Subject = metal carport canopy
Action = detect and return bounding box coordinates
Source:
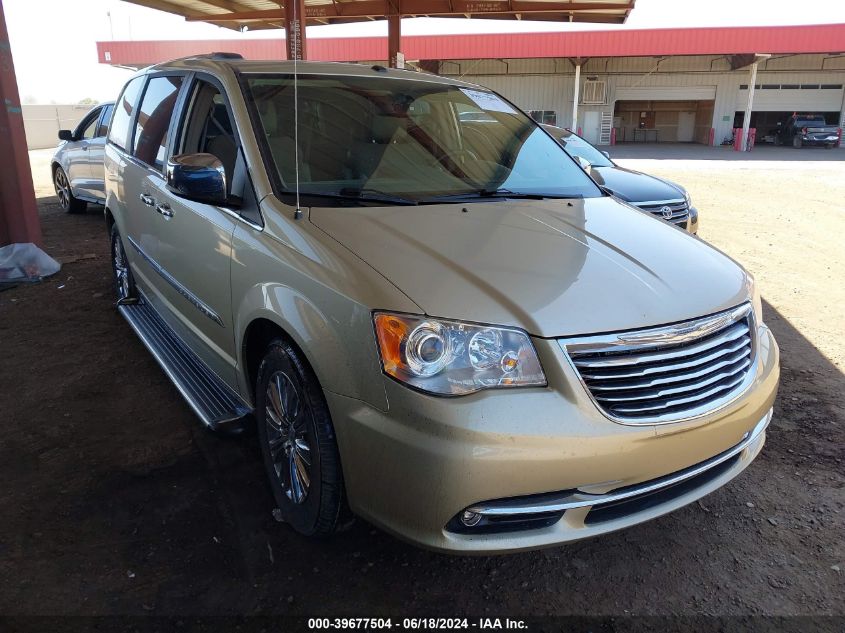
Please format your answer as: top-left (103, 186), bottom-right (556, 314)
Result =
top-left (121, 0), bottom-right (635, 67)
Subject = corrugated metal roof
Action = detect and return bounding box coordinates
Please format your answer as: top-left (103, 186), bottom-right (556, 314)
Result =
top-left (97, 23), bottom-right (845, 66)
top-left (123, 0), bottom-right (634, 28)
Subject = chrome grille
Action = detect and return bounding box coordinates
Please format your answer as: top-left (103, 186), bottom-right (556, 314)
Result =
top-left (562, 304), bottom-right (755, 423)
top-left (633, 199), bottom-right (689, 228)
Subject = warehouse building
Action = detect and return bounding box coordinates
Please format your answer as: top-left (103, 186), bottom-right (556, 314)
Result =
top-left (98, 23), bottom-right (845, 148)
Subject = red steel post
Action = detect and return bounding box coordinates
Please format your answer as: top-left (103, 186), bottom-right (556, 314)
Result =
top-left (0, 0), bottom-right (41, 246)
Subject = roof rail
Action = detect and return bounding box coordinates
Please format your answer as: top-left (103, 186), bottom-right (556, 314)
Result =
top-left (196, 52), bottom-right (244, 60)
top-left (167, 52), bottom-right (244, 63)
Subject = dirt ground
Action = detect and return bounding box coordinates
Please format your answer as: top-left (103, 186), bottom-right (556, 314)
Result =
top-left (1, 146), bottom-right (844, 623)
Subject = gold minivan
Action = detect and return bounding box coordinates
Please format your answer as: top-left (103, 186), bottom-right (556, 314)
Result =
top-left (104, 54), bottom-right (779, 553)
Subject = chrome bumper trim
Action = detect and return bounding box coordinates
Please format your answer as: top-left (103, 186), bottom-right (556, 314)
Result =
top-left (467, 408), bottom-right (771, 518)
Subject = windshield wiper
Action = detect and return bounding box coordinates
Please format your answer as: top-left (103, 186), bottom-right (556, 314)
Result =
top-left (285, 188), bottom-right (418, 206)
top-left (425, 188), bottom-right (578, 202)
top-left (337, 187), bottom-right (419, 205)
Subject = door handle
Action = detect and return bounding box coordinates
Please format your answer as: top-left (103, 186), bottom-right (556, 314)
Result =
top-left (155, 203), bottom-right (173, 218)
top-left (139, 193), bottom-right (155, 207)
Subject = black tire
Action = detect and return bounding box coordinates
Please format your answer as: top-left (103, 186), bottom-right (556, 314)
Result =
top-left (256, 338), bottom-right (347, 536)
top-left (53, 166), bottom-right (87, 214)
top-left (774, 135), bottom-right (782, 146)
top-left (824, 143), bottom-right (834, 149)
top-left (110, 224), bottom-right (137, 302)
top-left (793, 136), bottom-right (803, 149)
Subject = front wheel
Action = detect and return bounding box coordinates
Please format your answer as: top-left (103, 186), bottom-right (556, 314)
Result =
top-left (110, 224), bottom-right (136, 302)
top-left (256, 338), bottom-right (348, 536)
top-left (793, 136), bottom-right (803, 149)
top-left (54, 167), bottom-right (87, 214)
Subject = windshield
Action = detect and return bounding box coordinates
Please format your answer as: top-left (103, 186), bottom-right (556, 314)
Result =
top-left (242, 74), bottom-right (601, 203)
top-left (543, 126), bottom-right (613, 168)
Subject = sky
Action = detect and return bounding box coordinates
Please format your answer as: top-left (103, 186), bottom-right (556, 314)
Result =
top-left (5, 0), bottom-right (845, 104)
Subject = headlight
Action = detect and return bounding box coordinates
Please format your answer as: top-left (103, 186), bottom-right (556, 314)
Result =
top-left (682, 188), bottom-right (692, 208)
top-left (373, 312), bottom-right (547, 396)
top-left (747, 274), bottom-right (763, 323)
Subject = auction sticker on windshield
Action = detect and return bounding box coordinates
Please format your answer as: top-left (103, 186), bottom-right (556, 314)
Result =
top-left (460, 88), bottom-right (516, 114)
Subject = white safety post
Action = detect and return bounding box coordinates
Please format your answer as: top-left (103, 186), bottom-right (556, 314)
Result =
top-left (741, 54), bottom-right (770, 152)
top-left (572, 63), bottom-right (581, 132)
top-left (740, 62), bottom-right (758, 152)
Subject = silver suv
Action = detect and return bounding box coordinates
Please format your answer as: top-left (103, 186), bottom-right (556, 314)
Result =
top-left (105, 55), bottom-right (779, 554)
top-left (52, 102), bottom-right (114, 213)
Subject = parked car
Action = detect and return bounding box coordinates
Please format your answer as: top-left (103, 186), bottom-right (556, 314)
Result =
top-left (51, 102), bottom-right (115, 213)
top-left (104, 56), bottom-right (779, 554)
top-left (774, 113), bottom-right (840, 148)
top-left (543, 124), bottom-right (699, 233)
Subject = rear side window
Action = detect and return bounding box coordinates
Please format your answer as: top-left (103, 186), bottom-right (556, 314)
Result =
top-left (96, 104), bottom-right (114, 138)
top-left (108, 77), bottom-right (144, 150)
top-left (132, 75), bottom-right (184, 170)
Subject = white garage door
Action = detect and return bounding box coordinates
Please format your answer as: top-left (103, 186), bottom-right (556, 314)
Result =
top-left (615, 86), bottom-right (717, 101)
top-left (735, 85), bottom-right (844, 111)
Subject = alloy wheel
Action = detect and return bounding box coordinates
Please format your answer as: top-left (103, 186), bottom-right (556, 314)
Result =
top-left (112, 235), bottom-right (131, 300)
top-left (265, 370), bottom-right (311, 504)
top-left (54, 169), bottom-right (70, 210)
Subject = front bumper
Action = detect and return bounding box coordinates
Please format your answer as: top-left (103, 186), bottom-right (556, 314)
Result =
top-left (802, 135), bottom-right (840, 145)
top-left (688, 206), bottom-right (699, 234)
top-left (327, 324), bottom-right (779, 554)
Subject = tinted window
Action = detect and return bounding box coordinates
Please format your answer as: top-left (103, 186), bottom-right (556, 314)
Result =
top-left (244, 75), bottom-right (601, 202)
top-left (108, 77), bottom-right (144, 150)
top-left (178, 80), bottom-right (237, 189)
top-left (132, 75), bottom-right (183, 170)
top-left (545, 127), bottom-right (613, 168)
top-left (95, 104), bottom-right (114, 138)
top-left (80, 112), bottom-right (99, 140)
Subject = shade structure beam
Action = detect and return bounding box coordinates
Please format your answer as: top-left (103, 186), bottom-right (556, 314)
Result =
top-left (183, 1), bottom-right (634, 21)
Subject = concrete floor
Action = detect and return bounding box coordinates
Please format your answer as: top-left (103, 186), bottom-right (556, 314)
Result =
top-left (608, 142), bottom-right (845, 161)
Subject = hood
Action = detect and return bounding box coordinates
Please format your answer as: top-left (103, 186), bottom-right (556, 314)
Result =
top-left (589, 165), bottom-right (684, 203)
top-left (309, 196), bottom-right (749, 338)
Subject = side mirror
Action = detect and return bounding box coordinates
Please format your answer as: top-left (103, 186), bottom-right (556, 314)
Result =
top-left (576, 155), bottom-right (591, 171)
top-left (166, 153), bottom-right (227, 206)
top-left (602, 151), bottom-right (611, 159)
top-left (58, 129), bottom-right (73, 142)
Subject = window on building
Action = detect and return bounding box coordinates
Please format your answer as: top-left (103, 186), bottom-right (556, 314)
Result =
top-left (581, 80), bottom-right (607, 105)
top-left (528, 110), bottom-right (557, 126)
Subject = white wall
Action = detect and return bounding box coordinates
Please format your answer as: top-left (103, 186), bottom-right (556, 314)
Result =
top-left (449, 54), bottom-right (845, 147)
top-left (21, 104), bottom-right (95, 150)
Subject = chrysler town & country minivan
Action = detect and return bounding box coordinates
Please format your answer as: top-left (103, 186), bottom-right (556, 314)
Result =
top-left (103, 55), bottom-right (779, 553)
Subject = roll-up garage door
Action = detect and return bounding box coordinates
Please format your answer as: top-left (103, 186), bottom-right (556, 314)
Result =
top-left (615, 86), bottom-right (717, 101)
top-left (735, 85), bottom-right (844, 111)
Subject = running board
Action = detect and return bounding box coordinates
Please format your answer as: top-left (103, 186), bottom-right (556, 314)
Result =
top-left (118, 299), bottom-right (252, 434)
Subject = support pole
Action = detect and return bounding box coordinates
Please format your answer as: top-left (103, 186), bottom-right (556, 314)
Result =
top-left (284, 0), bottom-right (307, 60)
top-left (740, 61), bottom-right (758, 152)
top-left (387, 13), bottom-right (401, 68)
top-left (571, 63), bottom-right (581, 132)
top-left (0, 0), bottom-right (41, 246)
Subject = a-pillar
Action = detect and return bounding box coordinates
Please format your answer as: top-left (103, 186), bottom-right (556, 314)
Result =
top-left (284, 0), bottom-right (307, 60)
top-left (0, 0), bottom-right (41, 246)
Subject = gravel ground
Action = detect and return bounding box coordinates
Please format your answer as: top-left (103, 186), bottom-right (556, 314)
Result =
top-left (1, 147), bottom-right (843, 623)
